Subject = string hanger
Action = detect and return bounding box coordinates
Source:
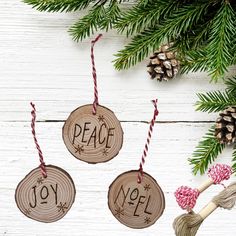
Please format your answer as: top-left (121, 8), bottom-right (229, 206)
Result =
top-left (91, 34), bottom-right (103, 115)
top-left (30, 102), bottom-right (47, 178)
top-left (137, 99), bottom-right (159, 183)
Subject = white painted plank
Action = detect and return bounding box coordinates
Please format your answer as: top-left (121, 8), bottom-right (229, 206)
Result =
top-left (1, 1), bottom-right (236, 236)
top-left (0, 73), bottom-right (231, 122)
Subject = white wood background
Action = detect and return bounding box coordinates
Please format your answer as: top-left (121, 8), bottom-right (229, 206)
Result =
top-left (1, 1), bottom-right (236, 235)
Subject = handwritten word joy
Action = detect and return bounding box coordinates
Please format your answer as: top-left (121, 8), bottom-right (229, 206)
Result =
top-left (29, 184), bottom-right (58, 208)
top-left (72, 122), bottom-right (115, 148)
top-left (114, 185), bottom-right (152, 216)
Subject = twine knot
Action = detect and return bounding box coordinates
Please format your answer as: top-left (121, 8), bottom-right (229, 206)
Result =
top-left (175, 186), bottom-right (200, 211)
top-left (208, 163), bottom-right (232, 184)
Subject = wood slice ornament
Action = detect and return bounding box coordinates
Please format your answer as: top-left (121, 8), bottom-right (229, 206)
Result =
top-left (108, 99), bottom-right (165, 229)
top-left (63, 104), bottom-right (123, 163)
top-left (108, 170), bottom-right (165, 229)
top-left (15, 165), bottom-right (76, 223)
top-left (63, 34), bottom-right (123, 164)
top-left (15, 103), bottom-right (76, 223)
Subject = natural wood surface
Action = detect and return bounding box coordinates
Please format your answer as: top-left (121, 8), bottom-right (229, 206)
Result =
top-left (108, 170), bottom-right (165, 229)
top-left (1, 1), bottom-right (236, 235)
top-left (63, 104), bottom-right (123, 163)
top-left (15, 165), bottom-right (76, 223)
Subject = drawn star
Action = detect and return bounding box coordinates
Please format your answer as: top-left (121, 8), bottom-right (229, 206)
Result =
top-left (98, 115), bottom-right (105, 122)
top-left (37, 177), bottom-right (44, 185)
top-left (25, 208), bottom-right (31, 215)
top-left (57, 202), bottom-right (68, 214)
top-left (74, 145), bottom-right (84, 154)
top-left (114, 207), bottom-right (124, 218)
top-left (144, 216), bottom-right (151, 224)
top-left (102, 148), bottom-right (109, 156)
top-left (144, 184), bottom-right (151, 191)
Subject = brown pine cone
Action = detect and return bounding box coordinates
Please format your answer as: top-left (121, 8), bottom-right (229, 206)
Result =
top-left (215, 106), bottom-right (236, 144)
top-left (147, 44), bottom-right (180, 81)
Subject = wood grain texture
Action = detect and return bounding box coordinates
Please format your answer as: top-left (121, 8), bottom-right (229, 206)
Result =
top-left (108, 170), bottom-right (165, 229)
top-left (63, 104), bottom-right (123, 163)
top-left (0, 1), bottom-right (236, 235)
top-left (15, 165), bottom-right (76, 223)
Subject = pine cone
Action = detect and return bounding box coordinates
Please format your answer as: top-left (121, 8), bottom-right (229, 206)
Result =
top-left (147, 44), bottom-right (180, 81)
top-left (215, 106), bottom-right (236, 144)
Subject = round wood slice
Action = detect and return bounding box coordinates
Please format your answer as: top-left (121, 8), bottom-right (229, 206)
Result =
top-left (63, 104), bottom-right (123, 164)
top-left (108, 170), bottom-right (165, 229)
top-left (15, 165), bottom-right (76, 223)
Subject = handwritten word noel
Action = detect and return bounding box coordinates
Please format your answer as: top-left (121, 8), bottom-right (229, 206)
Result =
top-left (114, 185), bottom-right (152, 216)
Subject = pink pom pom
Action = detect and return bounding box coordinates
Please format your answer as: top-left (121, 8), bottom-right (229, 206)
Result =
top-left (174, 186), bottom-right (200, 211)
top-left (208, 164), bottom-right (232, 184)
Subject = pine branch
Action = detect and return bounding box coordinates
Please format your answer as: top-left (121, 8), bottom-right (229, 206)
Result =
top-left (114, 2), bottom-right (210, 70)
top-left (115, 0), bottom-right (178, 36)
top-left (195, 91), bottom-right (236, 113)
top-left (139, 0), bottom-right (150, 6)
top-left (99, 1), bottom-right (121, 31)
top-left (225, 77), bottom-right (236, 95)
top-left (174, 18), bottom-right (213, 60)
top-left (189, 126), bottom-right (225, 175)
top-left (191, 21), bottom-right (212, 49)
top-left (114, 28), bottom-right (163, 70)
top-left (23, 0), bottom-right (95, 12)
top-left (232, 43), bottom-right (236, 64)
top-left (206, 2), bottom-right (236, 81)
top-left (232, 144), bottom-right (236, 174)
top-left (69, 4), bottom-right (105, 41)
top-left (180, 49), bottom-right (210, 74)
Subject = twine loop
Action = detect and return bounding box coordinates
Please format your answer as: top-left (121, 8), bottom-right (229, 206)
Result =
top-left (91, 34), bottom-right (102, 115)
top-left (137, 99), bottom-right (159, 183)
top-left (175, 186), bottom-right (200, 212)
top-left (208, 163), bottom-right (232, 184)
top-left (30, 102), bottom-right (47, 178)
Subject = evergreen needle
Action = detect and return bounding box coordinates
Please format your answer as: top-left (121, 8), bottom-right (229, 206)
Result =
top-left (23, 0), bottom-right (236, 78)
top-left (232, 145), bottom-right (236, 173)
top-left (23, 0), bottom-right (94, 12)
top-left (195, 91), bottom-right (236, 113)
top-left (189, 126), bottom-right (225, 175)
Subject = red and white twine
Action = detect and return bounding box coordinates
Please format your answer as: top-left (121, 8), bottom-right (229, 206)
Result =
top-left (91, 34), bottom-right (102, 115)
top-left (30, 102), bottom-right (47, 178)
top-left (175, 187), bottom-right (200, 212)
top-left (137, 99), bottom-right (159, 183)
top-left (207, 163), bottom-right (232, 184)
top-left (175, 163), bottom-right (232, 211)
